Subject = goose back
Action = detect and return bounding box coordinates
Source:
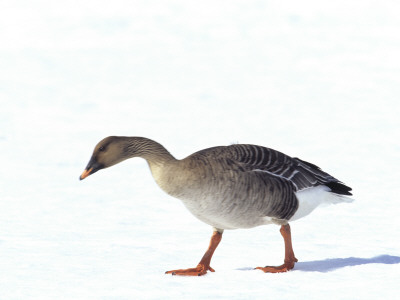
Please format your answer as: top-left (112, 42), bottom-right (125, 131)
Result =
top-left (186, 144), bottom-right (352, 195)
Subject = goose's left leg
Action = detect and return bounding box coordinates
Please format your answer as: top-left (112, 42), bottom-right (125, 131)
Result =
top-left (165, 230), bottom-right (222, 276)
top-left (256, 224), bottom-right (298, 273)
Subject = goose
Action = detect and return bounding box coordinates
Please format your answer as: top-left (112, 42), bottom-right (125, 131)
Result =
top-left (79, 136), bottom-right (353, 276)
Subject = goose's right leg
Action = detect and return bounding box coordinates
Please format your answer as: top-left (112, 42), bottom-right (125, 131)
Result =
top-left (256, 224), bottom-right (298, 273)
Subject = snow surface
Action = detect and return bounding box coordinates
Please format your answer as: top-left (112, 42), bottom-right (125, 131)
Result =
top-left (1, 0), bottom-right (400, 299)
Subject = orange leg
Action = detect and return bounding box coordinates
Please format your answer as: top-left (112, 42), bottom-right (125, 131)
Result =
top-left (165, 230), bottom-right (222, 276)
top-left (256, 224), bottom-right (298, 273)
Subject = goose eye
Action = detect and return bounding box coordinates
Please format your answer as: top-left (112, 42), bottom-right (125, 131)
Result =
top-left (99, 146), bottom-right (105, 151)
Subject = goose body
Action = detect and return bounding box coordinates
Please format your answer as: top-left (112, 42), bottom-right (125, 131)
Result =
top-left (80, 136), bottom-right (353, 275)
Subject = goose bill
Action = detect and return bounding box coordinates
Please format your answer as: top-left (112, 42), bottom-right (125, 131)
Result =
top-left (79, 168), bottom-right (93, 180)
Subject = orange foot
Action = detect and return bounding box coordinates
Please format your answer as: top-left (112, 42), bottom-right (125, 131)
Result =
top-left (255, 258), bottom-right (298, 273)
top-left (165, 264), bottom-right (215, 276)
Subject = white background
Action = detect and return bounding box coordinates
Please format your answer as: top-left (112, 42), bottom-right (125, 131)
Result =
top-left (1, 1), bottom-right (399, 299)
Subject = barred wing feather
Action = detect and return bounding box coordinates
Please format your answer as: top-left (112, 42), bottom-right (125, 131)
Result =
top-left (230, 144), bottom-right (352, 196)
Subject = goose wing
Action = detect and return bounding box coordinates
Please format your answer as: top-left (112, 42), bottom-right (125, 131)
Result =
top-left (229, 144), bottom-right (352, 195)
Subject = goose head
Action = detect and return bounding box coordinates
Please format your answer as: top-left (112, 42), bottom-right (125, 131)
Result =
top-left (79, 136), bottom-right (130, 180)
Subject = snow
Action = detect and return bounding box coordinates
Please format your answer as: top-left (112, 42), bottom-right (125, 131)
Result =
top-left (1, 0), bottom-right (399, 299)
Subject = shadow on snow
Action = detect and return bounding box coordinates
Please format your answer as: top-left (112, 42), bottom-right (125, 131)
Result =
top-left (236, 255), bottom-right (400, 273)
top-left (294, 255), bottom-right (400, 272)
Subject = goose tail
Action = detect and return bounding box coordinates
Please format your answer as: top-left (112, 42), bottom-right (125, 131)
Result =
top-left (290, 185), bottom-right (354, 221)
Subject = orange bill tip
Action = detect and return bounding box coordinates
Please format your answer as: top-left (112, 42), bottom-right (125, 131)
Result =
top-left (79, 168), bottom-right (93, 180)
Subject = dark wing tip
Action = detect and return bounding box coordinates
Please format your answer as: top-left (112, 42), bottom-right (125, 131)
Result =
top-left (325, 181), bottom-right (353, 196)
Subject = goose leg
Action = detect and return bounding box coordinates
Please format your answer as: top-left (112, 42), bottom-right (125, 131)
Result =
top-left (165, 230), bottom-right (222, 276)
top-left (256, 224), bottom-right (298, 273)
